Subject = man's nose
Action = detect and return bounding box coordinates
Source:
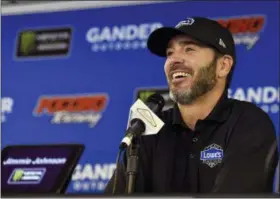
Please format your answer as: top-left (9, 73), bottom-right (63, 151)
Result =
top-left (168, 53), bottom-right (185, 65)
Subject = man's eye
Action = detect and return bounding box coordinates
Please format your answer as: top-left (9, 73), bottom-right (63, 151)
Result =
top-left (166, 51), bottom-right (173, 56)
top-left (185, 47), bottom-right (194, 52)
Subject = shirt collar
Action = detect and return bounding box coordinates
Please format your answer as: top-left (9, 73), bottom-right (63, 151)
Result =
top-left (172, 90), bottom-right (232, 125)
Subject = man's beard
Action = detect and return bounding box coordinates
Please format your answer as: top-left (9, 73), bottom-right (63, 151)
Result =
top-left (169, 57), bottom-right (218, 105)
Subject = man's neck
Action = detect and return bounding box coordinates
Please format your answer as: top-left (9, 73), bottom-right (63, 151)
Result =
top-left (178, 86), bottom-right (225, 130)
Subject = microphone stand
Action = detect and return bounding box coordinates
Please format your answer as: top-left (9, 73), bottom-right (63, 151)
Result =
top-left (125, 135), bottom-right (140, 194)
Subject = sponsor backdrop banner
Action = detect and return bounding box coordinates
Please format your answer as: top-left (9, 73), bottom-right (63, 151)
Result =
top-left (1, 1), bottom-right (279, 194)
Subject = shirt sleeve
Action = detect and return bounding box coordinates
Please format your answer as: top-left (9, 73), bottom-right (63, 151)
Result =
top-left (211, 105), bottom-right (278, 193)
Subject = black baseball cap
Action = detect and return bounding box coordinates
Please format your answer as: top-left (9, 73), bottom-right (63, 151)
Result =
top-left (147, 17), bottom-right (236, 62)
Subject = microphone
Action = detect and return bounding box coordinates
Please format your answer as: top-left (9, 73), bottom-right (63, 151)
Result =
top-left (119, 93), bottom-right (165, 150)
top-left (143, 93), bottom-right (165, 114)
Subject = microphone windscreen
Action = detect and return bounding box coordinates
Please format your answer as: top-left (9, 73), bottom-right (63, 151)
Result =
top-left (146, 93), bottom-right (165, 111)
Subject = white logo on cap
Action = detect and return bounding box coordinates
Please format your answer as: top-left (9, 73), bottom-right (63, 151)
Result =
top-left (175, 18), bottom-right (195, 28)
top-left (219, 38), bottom-right (226, 48)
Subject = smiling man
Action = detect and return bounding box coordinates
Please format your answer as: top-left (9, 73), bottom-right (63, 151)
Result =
top-left (105, 17), bottom-right (278, 194)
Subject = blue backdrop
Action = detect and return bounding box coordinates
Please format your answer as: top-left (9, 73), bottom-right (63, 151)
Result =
top-left (1, 1), bottom-right (279, 193)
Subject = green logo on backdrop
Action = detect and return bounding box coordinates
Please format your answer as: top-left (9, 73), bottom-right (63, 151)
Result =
top-left (12, 169), bottom-right (24, 181)
top-left (20, 31), bottom-right (36, 55)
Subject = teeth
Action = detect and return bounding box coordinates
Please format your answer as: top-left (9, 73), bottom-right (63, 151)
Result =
top-left (172, 72), bottom-right (190, 79)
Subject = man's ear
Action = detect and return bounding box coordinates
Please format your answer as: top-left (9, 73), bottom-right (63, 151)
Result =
top-left (217, 55), bottom-right (233, 79)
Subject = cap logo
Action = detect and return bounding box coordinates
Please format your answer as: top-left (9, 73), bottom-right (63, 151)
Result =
top-left (219, 38), bottom-right (227, 48)
top-left (175, 18), bottom-right (195, 28)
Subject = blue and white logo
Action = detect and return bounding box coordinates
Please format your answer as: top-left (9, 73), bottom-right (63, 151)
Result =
top-left (200, 144), bottom-right (223, 168)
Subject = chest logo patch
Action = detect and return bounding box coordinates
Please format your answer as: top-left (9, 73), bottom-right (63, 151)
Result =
top-left (200, 143), bottom-right (223, 168)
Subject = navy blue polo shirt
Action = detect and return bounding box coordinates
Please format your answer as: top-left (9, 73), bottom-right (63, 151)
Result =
top-left (105, 91), bottom-right (278, 194)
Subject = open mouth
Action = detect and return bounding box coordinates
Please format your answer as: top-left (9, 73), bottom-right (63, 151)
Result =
top-left (172, 72), bottom-right (191, 80)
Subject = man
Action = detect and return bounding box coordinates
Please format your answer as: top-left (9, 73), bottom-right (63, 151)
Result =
top-left (105, 17), bottom-right (278, 194)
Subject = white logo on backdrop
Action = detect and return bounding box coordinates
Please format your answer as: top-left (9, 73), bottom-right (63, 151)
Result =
top-left (86, 22), bottom-right (163, 52)
top-left (71, 163), bottom-right (116, 192)
top-left (1, 97), bottom-right (14, 123)
top-left (228, 87), bottom-right (279, 114)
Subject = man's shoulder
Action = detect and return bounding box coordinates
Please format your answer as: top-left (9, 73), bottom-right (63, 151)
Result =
top-left (227, 99), bottom-right (276, 153)
top-left (231, 98), bottom-right (271, 120)
top-left (159, 99), bottom-right (273, 124)
top-left (230, 99), bottom-right (275, 133)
